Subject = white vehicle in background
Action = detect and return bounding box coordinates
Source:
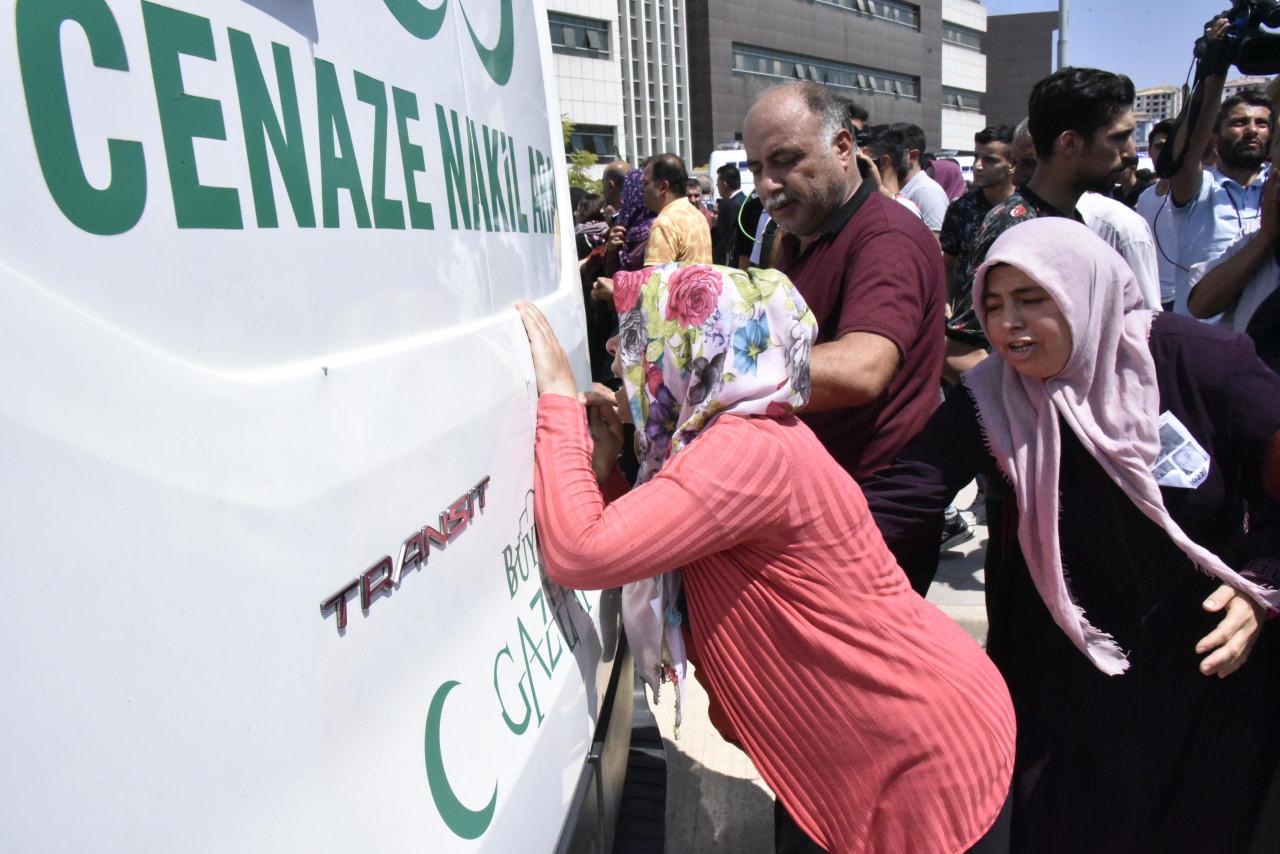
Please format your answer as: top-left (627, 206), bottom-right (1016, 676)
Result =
top-left (708, 144), bottom-right (755, 202)
top-left (0, 1), bottom-right (660, 851)
top-left (934, 150), bottom-right (976, 185)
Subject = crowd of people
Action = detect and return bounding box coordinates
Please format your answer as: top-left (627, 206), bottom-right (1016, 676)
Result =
top-left (522, 20), bottom-right (1280, 854)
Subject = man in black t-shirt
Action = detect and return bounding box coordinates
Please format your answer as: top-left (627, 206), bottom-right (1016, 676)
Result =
top-left (951, 68), bottom-right (1136, 351)
top-left (939, 124), bottom-right (1015, 377)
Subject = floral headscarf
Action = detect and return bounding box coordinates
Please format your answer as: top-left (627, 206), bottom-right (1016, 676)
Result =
top-left (610, 263), bottom-right (817, 727)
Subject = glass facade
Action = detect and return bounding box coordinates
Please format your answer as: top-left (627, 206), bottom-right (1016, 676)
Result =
top-left (812, 0), bottom-right (920, 30)
top-left (942, 86), bottom-right (982, 112)
top-left (568, 124), bottom-right (618, 161)
top-left (549, 12), bottom-right (610, 58)
top-left (732, 44), bottom-right (920, 101)
top-left (620, 0), bottom-right (692, 163)
top-left (942, 23), bottom-right (982, 51)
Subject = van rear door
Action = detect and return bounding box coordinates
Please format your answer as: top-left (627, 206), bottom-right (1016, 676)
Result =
top-left (0, 1), bottom-right (610, 851)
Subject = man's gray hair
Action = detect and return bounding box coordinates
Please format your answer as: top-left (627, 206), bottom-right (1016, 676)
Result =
top-left (760, 81), bottom-right (852, 144)
top-left (1013, 117), bottom-right (1031, 142)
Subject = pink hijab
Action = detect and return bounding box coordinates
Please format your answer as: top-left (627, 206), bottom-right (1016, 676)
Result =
top-left (928, 157), bottom-right (967, 201)
top-left (966, 218), bottom-right (1280, 675)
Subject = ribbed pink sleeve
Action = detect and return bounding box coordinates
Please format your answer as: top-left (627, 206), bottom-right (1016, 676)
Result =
top-left (533, 393), bottom-right (788, 589)
top-left (536, 395), bottom-right (1014, 853)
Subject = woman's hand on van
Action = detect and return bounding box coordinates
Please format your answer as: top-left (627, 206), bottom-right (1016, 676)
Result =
top-left (581, 385), bottom-right (624, 484)
top-left (516, 301), bottom-right (577, 399)
top-left (1197, 584), bottom-right (1266, 678)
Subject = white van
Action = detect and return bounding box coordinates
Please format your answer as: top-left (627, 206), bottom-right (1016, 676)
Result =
top-left (707, 146), bottom-right (755, 202)
top-left (0, 1), bottom-right (658, 851)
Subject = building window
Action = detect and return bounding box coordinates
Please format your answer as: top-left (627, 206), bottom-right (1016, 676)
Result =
top-left (942, 23), bottom-right (982, 51)
top-left (942, 87), bottom-right (983, 112)
top-left (812, 0), bottom-right (920, 30)
top-left (731, 44), bottom-right (919, 101)
top-left (548, 12), bottom-right (610, 58)
top-left (568, 124), bottom-right (618, 162)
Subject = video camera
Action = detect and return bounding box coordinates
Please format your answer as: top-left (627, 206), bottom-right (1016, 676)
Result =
top-left (1194, 0), bottom-right (1280, 77)
top-left (1157, 1), bottom-right (1279, 177)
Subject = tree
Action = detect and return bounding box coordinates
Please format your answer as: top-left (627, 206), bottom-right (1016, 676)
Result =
top-left (562, 116), bottom-right (601, 194)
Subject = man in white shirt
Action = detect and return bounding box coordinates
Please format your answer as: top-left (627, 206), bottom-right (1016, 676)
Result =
top-left (1187, 171), bottom-right (1278, 332)
top-left (1134, 120), bottom-right (1178, 309)
top-left (861, 125), bottom-right (925, 218)
top-left (895, 123), bottom-right (950, 234)
top-left (1168, 24), bottom-right (1272, 315)
top-left (1077, 191), bottom-right (1162, 310)
top-left (963, 82), bottom-right (1160, 311)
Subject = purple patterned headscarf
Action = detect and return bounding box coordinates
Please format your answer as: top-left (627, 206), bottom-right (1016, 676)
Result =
top-left (615, 170), bottom-right (655, 271)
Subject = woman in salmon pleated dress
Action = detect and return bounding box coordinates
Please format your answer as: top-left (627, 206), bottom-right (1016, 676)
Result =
top-left (516, 263), bottom-right (1015, 854)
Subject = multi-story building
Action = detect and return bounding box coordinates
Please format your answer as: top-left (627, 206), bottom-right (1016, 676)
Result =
top-left (1133, 85), bottom-right (1183, 124)
top-left (552, 0), bottom-right (1014, 171)
top-left (548, 0), bottom-right (694, 172)
top-left (617, 0), bottom-right (694, 164)
top-left (684, 0), bottom-right (990, 166)
top-left (982, 11), bottom-right (1056, 129)
top-left (1224, 75), bottom-right (1275, 100)
top-left (939, 0), bottom-right (988, 151)
top-left (547, 0), bottom-right (628, 175)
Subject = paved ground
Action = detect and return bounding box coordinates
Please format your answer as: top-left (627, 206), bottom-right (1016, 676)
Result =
top-left (928, 480), bottom-right (989, 646)
top-left (650, 483), bottom-right (988, 852)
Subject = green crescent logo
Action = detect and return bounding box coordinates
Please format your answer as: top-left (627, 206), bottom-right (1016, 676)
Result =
top-left (382, 0), bottom-right (515, 86)
top-left (459, 0), bottom-right (515, 86)
top-left (382, 0), bottom-right (447, 38)
top-left (425, 680), bottom-right (499, 839)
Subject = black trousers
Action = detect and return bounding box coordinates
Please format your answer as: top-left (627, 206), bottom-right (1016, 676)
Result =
top-left (774, 789), bottom-right (1012, 854)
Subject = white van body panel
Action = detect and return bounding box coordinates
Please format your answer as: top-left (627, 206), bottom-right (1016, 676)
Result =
top-left (707, 147), bottom-right (755, 202)
top-left (0, 1), bottom-right (612, 851)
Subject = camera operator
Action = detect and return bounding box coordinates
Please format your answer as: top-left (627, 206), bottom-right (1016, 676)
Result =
top-left (1187, 165), bottom-right (1279, 332)
top-left (1186, 78), bottom-right (1280, 337)
top-left (1169, 17), bottom-right (1275, 316)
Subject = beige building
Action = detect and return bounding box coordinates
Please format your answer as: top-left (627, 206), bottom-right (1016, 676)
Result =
top-left (1133, 85), bottom-right (1182, 123)
top-left (1223, 75), bottom-right (1275, 100)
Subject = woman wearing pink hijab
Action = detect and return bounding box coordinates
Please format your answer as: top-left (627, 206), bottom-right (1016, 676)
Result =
top-left (926, 155), bottom-right (968, 201)
top-left (516, 264), bottom-right (1016, 853)
top-left (867, 217), bottom-right (1280, 854)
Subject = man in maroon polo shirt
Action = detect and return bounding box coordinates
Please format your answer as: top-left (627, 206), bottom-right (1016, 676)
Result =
top-left (743, 82), bottom-right (946, 482)
top-left (745, 83), bottom-right (951, 854)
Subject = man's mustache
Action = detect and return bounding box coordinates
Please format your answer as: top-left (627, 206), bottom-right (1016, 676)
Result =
top-left (763, 190), bottom-right (796, 212)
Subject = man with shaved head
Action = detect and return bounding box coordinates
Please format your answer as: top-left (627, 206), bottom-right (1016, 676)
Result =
top-left (601, 159), bottom-right (630, 216)
top-left (743, 82), bottom-right (946, 485)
